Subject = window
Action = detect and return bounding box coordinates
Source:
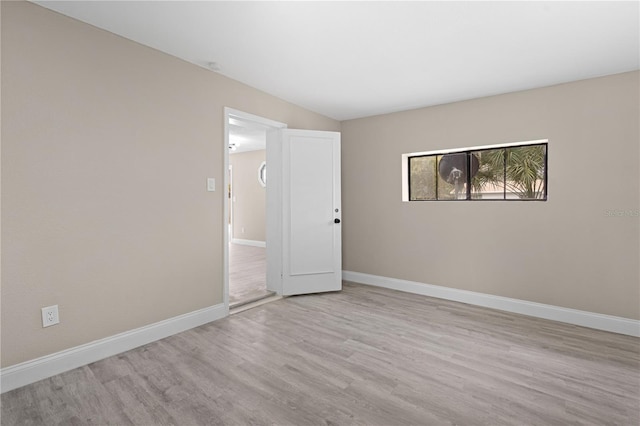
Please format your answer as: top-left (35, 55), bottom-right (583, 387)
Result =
top-left (404, 141), bottom-right (547, 201)
top-left (258, 161), bottom-right (267, 187)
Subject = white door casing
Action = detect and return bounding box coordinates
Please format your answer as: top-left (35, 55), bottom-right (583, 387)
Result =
top-left (224, 108), bottom-right (286, 310)
top-left (267, 129), bottom-right (342, 296)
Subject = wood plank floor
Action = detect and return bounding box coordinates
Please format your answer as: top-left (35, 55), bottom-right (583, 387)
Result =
top-left (2, 283), bottom-right (639, 425)
top-left (229, 243), bottom-right (273, 306)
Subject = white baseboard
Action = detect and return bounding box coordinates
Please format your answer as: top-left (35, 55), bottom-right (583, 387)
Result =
top-left (0, 303), bottom-right (227, 394)
top-left (231, 239), bottom-right (266, 248)
top-left (343, 271), bottom-right (640, 337)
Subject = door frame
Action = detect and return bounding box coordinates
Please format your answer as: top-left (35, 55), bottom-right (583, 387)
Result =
top-left (227, 164), bottom-right (233, 239)
top-left (223, 107), bottom-right (287, 310)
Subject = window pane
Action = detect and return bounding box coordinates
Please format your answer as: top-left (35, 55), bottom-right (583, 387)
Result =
top-left (404, 142), bottom-right (547, 202)
top-left (505, 144), bottom-right (546, 199)
top-left (409, 156), bottom-right (436, 200)
top-left (471, 149), bottom-right (505, 199)
top-left (437, 153), bottom-right (467, 200)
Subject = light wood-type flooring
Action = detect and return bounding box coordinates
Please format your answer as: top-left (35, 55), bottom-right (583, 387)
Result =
top-left (229, 243), bottom-right (273, 307)
top-left (2, 283), bottom-right (639, 425)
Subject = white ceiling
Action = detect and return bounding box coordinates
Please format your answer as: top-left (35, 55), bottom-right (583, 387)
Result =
top-left (34, 1), bottom-right (639, 121)
top-left (228, 116), bottom-right (268, 154)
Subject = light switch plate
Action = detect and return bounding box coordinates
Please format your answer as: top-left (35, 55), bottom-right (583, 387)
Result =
top-left (207, 178), bottom-right (215, 192)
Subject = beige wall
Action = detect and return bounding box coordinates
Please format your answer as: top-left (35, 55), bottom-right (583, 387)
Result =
top-left (0, 1), bottom-right (339, 368)
top-left (2, 1), bottom-right (638, 372)
top-left (229, 150), bottom-right (266, 242)
top-left (342, 71), bottom-right (640, 320)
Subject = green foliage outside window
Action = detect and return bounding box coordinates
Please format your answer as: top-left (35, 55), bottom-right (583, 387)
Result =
top-left (409, 143), bottom-right (547, 201)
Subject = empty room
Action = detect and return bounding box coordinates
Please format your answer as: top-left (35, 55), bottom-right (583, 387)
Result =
top-left (1, 1), bottom-right (639, 425)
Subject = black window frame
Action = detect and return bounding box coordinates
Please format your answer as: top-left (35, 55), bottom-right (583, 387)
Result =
top-left (408, 142), bottom-right (548, 201)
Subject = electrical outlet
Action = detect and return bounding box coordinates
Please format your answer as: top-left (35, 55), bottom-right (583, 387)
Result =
top-left (41, 305), bottom-right (59, 328)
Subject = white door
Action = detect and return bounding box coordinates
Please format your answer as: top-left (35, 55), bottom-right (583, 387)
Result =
top-left (266, 129), bottom-right (341, 296)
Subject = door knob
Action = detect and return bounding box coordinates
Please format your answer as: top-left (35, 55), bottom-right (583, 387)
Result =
top-left (334, 218), bottom-right (341, 224)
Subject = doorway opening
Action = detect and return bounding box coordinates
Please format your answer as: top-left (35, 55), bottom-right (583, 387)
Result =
top-left (224, 108), bottom-right (286, 310)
